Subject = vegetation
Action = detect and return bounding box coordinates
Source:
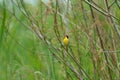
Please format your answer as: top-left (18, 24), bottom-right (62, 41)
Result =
top-left (0, 0), bottom-right (120, 80)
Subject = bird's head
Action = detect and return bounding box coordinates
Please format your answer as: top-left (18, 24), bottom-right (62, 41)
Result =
top-left (65, 35), bottom-right (69, 38)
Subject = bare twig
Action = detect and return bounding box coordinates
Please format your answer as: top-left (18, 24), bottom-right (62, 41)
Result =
top-left (83, 0), bottom-right (120, 21)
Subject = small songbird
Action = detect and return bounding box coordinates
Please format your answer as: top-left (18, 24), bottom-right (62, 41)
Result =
top-left (63, 35), bottom-right (69, 46)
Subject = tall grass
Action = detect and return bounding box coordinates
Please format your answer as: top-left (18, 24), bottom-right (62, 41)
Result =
top-left (0, 0), bottom-right (120, 80)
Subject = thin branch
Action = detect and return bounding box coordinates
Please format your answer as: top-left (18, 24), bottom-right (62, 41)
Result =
top-left (108, 0), bottom-right (116, 9)
top-left (83, 0), bottom-right (120, 21)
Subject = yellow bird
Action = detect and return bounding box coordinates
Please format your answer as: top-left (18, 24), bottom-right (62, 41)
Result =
top-left (63, 35), bottom-right (69, 46)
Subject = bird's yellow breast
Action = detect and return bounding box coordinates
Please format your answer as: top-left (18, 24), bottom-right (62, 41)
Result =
top-left (63, 37), bottom-right (69, 46)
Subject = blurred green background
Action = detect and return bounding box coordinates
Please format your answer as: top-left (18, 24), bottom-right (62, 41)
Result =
top-left (0, 0), bottom-right (120, 80)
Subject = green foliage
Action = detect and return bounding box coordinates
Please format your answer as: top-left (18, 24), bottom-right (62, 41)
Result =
top-left (0, 0), bottom-right (120, 80)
